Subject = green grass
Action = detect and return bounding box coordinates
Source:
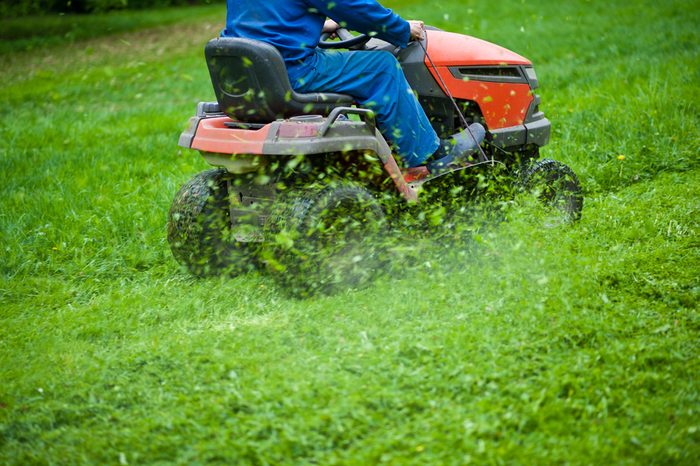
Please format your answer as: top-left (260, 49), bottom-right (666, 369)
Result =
top-left (1, 0), bottom-right (699, 464)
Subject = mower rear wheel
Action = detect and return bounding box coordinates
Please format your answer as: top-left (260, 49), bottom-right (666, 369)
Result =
top-left (262, 182), bottom-right (387, 297)
top-left (167, 169), bottom-right (255, 277)
top-left (520, 159), bottom-right (583, 223)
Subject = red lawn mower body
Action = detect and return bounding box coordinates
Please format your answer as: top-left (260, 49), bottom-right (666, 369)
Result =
top-left (180, 29), bottom-right (550, 198)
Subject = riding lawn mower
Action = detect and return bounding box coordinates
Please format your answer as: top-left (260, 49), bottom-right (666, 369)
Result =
top-left (167, 27), bottom-right (583, 296)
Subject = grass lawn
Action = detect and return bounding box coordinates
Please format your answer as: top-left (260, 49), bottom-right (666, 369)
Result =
top-left (1, 0), bottom-right (698, 464)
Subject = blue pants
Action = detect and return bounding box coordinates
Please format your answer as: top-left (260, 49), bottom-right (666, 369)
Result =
top-left (291, 49), bottom-right (439, 167)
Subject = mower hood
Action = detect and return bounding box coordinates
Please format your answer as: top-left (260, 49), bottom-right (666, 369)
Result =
top-left (425, 30), bottom-right (532, 67)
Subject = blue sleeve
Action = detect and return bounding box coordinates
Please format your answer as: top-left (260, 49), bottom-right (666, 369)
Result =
top-left (304, 0), bottom-right (410, 47)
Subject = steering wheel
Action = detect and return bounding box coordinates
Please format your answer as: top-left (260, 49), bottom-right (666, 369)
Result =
top-left (318, 28), bottom-right (371, 49)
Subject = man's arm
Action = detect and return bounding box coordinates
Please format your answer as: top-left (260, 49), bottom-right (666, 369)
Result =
top-left (323, 16), bottom-right (424, 41)
top-left (306, 0), bottom-right (417, 47)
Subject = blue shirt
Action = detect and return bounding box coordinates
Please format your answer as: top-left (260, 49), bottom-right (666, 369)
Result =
top-left (222, 0), bottom-right (410, 81)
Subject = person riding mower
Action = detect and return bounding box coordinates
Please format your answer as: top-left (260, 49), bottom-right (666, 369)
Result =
top-left (168, 1), bottom-right (583, 296)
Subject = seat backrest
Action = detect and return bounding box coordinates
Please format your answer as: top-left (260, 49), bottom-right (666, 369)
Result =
top-left (205, 37), bottom-right (293, 123)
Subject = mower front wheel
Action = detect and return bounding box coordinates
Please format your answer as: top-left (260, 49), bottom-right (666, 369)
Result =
top-left (520, 159), bottom-right (583, 223)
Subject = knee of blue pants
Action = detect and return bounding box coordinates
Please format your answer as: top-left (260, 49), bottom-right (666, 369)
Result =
top-left (371, 51), bottom-right (405, 83)
top-left (374, 50), bottom-right (401, 68)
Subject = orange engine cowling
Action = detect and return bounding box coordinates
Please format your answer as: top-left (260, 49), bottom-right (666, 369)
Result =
top-left (423, 30), bottom-right (536, 131)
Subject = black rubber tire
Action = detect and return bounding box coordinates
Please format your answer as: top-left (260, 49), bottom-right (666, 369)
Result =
top-left (167, 169), bottom-right (255, 277)
top-left (261, 182), bottom-right (387, 297)
top-left (520, 159), bottom-right (583, 222)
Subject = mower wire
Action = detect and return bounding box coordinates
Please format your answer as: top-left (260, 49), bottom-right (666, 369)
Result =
top-left (418, 36), bottom-right (492, 165)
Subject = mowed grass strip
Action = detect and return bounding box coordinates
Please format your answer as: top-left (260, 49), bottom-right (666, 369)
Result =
top-left (1, 0), bottom-right (699, 464)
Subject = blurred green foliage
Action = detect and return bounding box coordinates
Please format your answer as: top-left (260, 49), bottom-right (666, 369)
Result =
top-left (0, 0), bottom-right (220, 17)
top-left (0, 3), bottom-right (224, 52)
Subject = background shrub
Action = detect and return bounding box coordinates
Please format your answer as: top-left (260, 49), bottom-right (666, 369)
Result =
top-left (0, 0), bottom-right (220, 17)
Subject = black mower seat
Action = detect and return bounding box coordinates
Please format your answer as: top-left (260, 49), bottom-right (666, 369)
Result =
top-left (205, 37), bottom-right (354, 123)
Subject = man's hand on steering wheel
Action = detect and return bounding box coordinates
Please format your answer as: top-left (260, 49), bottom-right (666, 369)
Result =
top-left (323, 19), bottom-right (340, 36)
top-left (408, 20), bottom-right (425, 41)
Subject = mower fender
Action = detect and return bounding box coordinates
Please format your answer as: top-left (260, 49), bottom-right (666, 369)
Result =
top-left (178, 101), bottom-right (224, 149)
top-left (191, 117), bottom-right (271, 154)
top-left (263, 118), bottom-right (418, 202)
top-left (185, 111), bottom-right (418, 202)
top-left (262, 117), bottom-right (380, 156)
